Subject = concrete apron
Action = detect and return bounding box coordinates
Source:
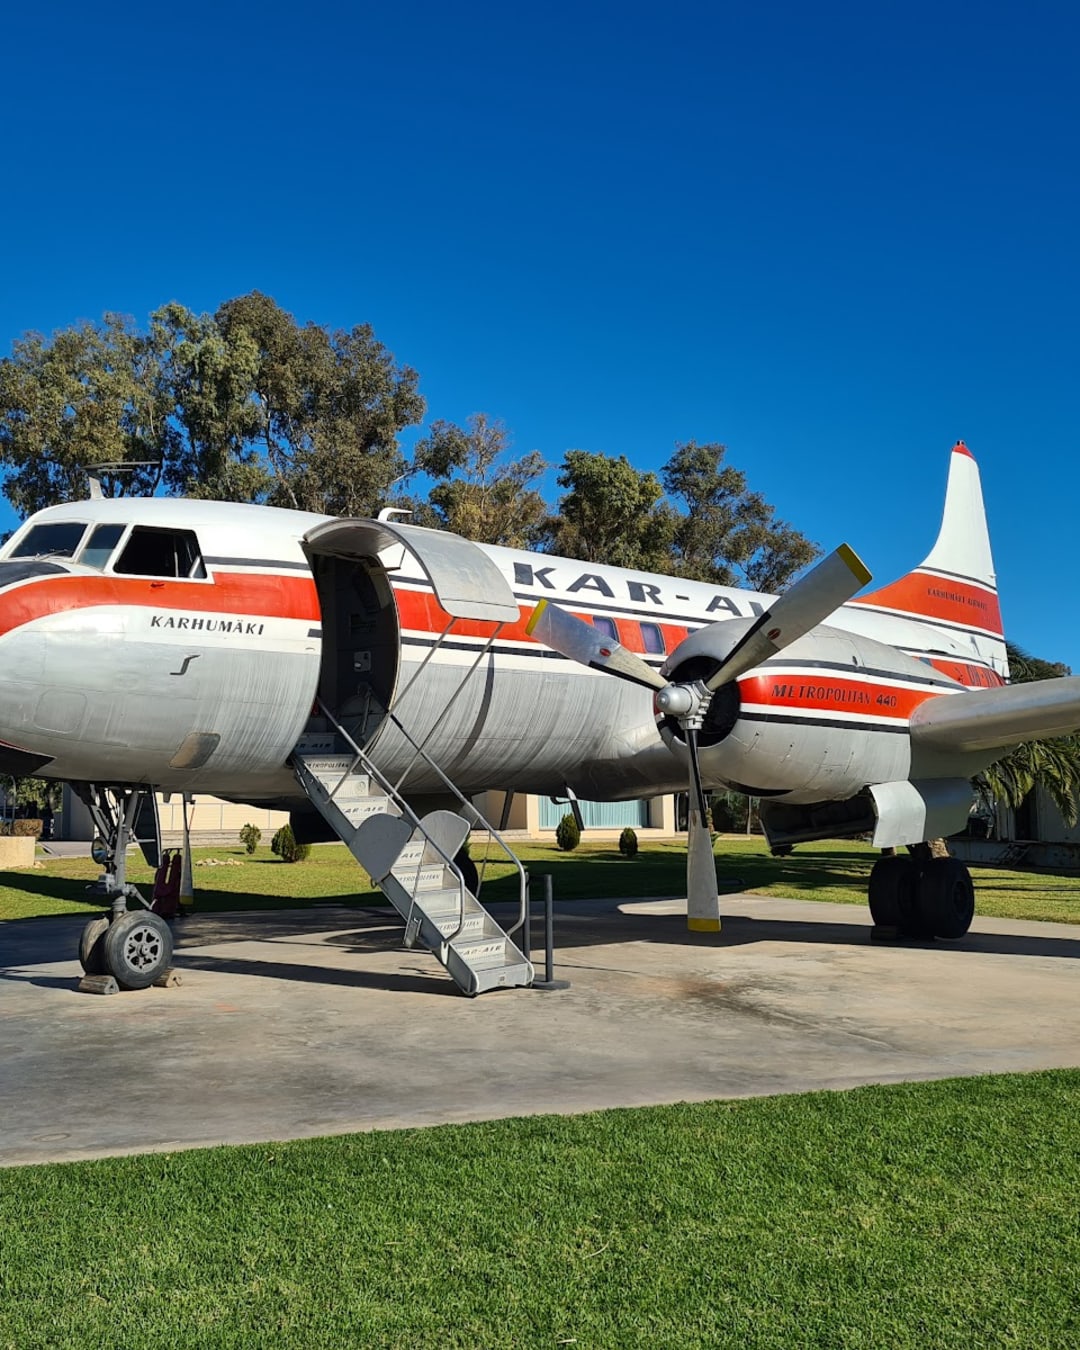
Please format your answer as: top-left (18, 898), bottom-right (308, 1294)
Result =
top-left (3, 895), bottom-right (1080, 1167)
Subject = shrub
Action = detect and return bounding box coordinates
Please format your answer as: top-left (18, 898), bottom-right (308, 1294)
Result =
top-left (271, 823), bottom-right (310, 863)
top-left (12, 818), bottom-right (43, 838)
top-left (555, 813), bottom-right (580, 852)
top-left (239, 823), bottom-right (262, 855)
top-left (618, 827), bottom-right (638, 858)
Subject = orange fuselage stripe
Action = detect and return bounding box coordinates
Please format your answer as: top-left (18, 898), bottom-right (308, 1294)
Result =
top-left (738, 673), bottom-right (942, 721)
top-left (0, 572), bottom-right (321, 638)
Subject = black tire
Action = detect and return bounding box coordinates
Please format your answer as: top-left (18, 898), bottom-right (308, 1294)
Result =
top-left (915, 858), bottom-right (975, 940)
top-left (102, 911), bottom-right (173, 990)
top-left (868, 856), bottom-right (918, 928)
top-left (79, 916), bottom-right (110, 975)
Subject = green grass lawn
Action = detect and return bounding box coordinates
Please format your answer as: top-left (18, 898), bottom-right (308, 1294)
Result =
top-left (2, 1071), bottom-right (1079, 1348)
top-left (4, 836), bottom-right (1080, 925)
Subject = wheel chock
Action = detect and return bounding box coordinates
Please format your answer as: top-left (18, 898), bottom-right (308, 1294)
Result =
top-left (870, 924), bottom-right (902, 942)
top-left (153, 968), bottom-right (183, 988)
top-left (77, 974), bottom-right (120, 995)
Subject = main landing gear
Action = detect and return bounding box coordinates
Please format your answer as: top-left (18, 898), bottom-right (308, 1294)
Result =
top-left (74, 785), bottom-right (173, 990)
top-left (868, 846), bottom-right (975, 941)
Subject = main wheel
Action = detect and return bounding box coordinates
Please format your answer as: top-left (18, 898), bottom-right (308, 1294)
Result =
top-left (868, 856), bottom-right (918, 929)
top-left (102, 911), bottom-right (173, 990)
top-left (915, 858), bottom-right (975, 940)
top-left (79, 915), bottom-right (110, 975)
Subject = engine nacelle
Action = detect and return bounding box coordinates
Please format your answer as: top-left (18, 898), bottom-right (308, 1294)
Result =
top-left (657, 619), bottom-right (963, 804)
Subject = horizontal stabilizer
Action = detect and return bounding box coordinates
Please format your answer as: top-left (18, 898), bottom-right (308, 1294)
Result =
top-left (910, 678), bottom-right (1080, 753)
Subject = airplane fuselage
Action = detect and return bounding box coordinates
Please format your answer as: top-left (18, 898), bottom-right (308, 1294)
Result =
top-left (0, 493), bottom-right (1008, 812)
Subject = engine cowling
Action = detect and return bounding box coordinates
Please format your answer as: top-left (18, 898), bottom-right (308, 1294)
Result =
top-left (657, 619), bottom-right (963, 804)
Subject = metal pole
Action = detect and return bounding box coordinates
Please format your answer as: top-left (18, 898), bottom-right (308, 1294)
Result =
top-left (531, 872), bottom-right (569, 991)
top-left (179, 793), bottom-right (195, 915)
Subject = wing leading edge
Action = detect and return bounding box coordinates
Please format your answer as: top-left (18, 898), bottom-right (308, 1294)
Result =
top-left (910, 678), bottom-right (1080, 754)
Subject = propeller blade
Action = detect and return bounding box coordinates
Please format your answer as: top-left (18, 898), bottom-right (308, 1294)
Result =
top-left (704, 543), bottom-right (871, 692)
top-left (525, 598), bottom-right (668, 691)
top-left (685, 727), bottom-right (721, 932)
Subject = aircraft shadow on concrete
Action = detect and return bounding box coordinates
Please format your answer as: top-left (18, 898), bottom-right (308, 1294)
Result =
top-left (179, 898), bottom-right (1080, 975)
top-left (6, 897), bottom-right (1080, 998)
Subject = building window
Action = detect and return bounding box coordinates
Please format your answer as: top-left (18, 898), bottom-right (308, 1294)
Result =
top-left (592, 616), bottom-right (618, 642)
top-left (114, 527), bottom-right (207, 579)
top-left (640, 622), bottom-right (665, 654)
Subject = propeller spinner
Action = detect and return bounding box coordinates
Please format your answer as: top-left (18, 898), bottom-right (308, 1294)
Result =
top-left (525, 544), bottom-right (872, 930)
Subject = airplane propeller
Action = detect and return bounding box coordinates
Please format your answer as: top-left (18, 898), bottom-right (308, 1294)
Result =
top-left (525, 544), bottom-right (872, 929)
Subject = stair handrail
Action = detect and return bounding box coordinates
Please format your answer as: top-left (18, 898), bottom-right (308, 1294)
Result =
top-left (383, 709), bottom-right (529, 944)
top-left (308, 700), bottom-right (471, 951)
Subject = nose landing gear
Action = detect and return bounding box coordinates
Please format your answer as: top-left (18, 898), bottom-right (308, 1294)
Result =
top-left (74, 784), bottom-right (174, 990)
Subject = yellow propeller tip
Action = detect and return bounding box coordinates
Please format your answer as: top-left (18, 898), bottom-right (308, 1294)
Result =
top-left (837, 543), bottom-right (872, 588)
top-left (524, 599), bottom-right (548, 636)
top-left (687, 917), bottom-right (722, 933)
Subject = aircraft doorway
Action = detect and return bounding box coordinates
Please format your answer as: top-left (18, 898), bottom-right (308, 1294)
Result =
top-left (309, 552), bottom-right (399, 748)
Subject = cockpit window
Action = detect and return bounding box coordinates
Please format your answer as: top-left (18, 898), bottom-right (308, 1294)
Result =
top-left (9, 522), bottom-right (88, 560)
top-left (79, 523), bottom-right (127, 571)
top-left (113, 527), bottom-right (207, 579)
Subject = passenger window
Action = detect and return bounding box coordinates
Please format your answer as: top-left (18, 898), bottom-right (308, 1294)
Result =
top-left (592, 616), bottom-right (618, 642)
top-left (10, 522), bottom-right (88, 559)
top-left (79, 524), bottom-right (126, 571)
top-left (113, 527), bottom-right (207, 579)
top-left (641, 622), bottom-right (665, 655)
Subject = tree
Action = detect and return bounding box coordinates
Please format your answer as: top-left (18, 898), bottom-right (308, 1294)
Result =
top-left (0, 293), bottom-right (425, 520)
top-left (152, 302), bottom-right (271, 504)
top-left (0, 315), bottom-right (173, 515)
top-left (978, 643), bottom-right (1080, 829)
top-left (211, 292), bottom-right (425, 516)
top-left (661, 440), bottom-right (819, 592)
top-left (413, 414), bottom-right (548, 547)
top-left (544, 450), bottom-right (677, 571)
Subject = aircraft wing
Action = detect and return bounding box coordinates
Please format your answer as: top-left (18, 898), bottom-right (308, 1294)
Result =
top-left (909, 677), bottom-right (1080, 753)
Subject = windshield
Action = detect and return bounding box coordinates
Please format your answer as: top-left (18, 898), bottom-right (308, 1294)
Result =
top-left (9, 522), bottom-right (88, 560)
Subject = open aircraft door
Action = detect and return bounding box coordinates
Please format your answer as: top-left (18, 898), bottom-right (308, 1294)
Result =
top-left (302, 517), bottom-right (519, 753)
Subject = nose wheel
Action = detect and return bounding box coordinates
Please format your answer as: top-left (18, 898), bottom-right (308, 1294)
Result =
top-left (73, 782), bottom-right (175, 989)
top-left (869, 852), bottom-right (975, 940)
top-left (101, 911), bottom-right (173, 989)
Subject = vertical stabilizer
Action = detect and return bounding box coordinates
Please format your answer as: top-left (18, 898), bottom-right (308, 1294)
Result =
top-left (853, 442), bottom-right (1008, 679)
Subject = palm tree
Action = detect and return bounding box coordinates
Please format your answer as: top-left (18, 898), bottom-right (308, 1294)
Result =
top-left (976, 643), bottom-right (1080, 830)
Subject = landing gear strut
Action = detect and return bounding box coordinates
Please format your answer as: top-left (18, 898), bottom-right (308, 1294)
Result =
top-left (868, 846), bottom-right (975, 941)
top-left (73, 785), bottom-right (173, 988)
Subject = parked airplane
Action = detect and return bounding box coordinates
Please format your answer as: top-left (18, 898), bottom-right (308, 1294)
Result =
top-left (3, 441), bottom-right (1079, 993)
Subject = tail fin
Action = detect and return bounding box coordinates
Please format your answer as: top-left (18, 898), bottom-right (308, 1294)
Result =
top-left (853, 442), bottom-right (1008, 679)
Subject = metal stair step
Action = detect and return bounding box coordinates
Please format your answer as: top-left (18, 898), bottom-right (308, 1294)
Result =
top-left (451, 936), bottom-right (508, 969)
top-left (296, 754), bottom-right (355, 776)
top-left (472, 960), bottom-right (535, 994)
top-left (405, 885), bottom-right (469, 912)
top-left (394, 840), bottom-right (427, 868)
top-left (426, 909), bottom-right (488, 940)
top-left (338, 797), bottom-right (394, 824)
top-left (390, 862), bottom-right (447, 891)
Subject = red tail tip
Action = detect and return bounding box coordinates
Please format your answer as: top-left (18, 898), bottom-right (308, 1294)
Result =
top-left (952, 440), bottom-right (974, 459)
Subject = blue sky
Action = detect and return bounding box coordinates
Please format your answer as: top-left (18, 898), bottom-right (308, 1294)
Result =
top-left (2, 1), bottom-right (1077, 667)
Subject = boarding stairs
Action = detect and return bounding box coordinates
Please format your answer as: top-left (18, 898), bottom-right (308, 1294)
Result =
top-left (292, 716), bottom-right (533, 997)
top-left (296, 514), bottom-right (536, 995)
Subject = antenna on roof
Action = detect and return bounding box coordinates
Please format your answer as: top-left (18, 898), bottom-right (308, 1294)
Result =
top-left (84, 462), bottom-right (159, 500)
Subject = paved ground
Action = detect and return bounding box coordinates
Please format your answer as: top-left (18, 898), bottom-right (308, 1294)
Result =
top-left (3, 895), bottom-right (1080, 1167)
